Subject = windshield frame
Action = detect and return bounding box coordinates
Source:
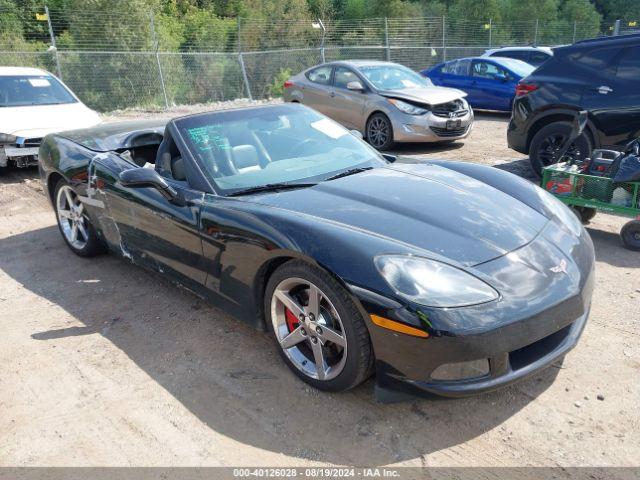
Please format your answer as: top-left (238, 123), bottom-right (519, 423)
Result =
top-left (172, 104), bottom-right (388, 197)
top-left (0, 74), bottom-right (79, 108)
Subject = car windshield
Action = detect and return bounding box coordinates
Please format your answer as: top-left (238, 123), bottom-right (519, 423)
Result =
top-left (359, 65), bottom-right (433, 90)
top-left (0, 75), bottom-right (77, 107)
top-left (493, 58), bottom-right (535, 77)
top-left (175, 105), bottom-right (387, 195)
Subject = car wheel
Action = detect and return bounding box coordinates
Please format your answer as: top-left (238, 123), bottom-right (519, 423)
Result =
top-left (529, 121), bottom-right (592, 176)
top-left (54, 180), bottom-right (104, 257)
top-left (569, 206), bottom-right (597, 224)
top-left (264, 260), bottom-right (374, 391)
top-left (620, 220), bottom-right (640, 251)
top-left (366, 113), bottom-right (394, 151)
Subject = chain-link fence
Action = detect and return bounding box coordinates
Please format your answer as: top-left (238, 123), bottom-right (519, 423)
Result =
top-left (0, 7), bottom-right (630, 112)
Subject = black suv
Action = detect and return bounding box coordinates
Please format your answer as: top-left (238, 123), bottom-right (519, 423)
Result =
top-left (507, 33), bottom-right (640, 175)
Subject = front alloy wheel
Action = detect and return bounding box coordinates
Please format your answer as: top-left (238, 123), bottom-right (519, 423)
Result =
top-left (54, 180), bottom-right (103, 257)
top-left (366, 113), bottom-right (394, 151)
top-left (265, 260), bottom-right (373, 391)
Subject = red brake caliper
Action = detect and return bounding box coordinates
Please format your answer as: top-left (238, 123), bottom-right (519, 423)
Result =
top-left (285, 308), bottom-right (299, 332)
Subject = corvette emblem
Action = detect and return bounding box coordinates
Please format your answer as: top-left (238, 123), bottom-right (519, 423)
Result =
top-left (550, 259), bottom-right (568, 274)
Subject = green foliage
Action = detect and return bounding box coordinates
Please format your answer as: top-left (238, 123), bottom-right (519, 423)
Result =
top-left (267, 67), bottom-right (292, 97)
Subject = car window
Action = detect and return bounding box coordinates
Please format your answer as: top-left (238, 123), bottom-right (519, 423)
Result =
top-left (472, 61), bottom-right (510, 80)
top-left (176, 105), bottom-right (386, 195)
top-left (615, 47), bottom-right (640, 81)
top-left (529, 51), bottom-right (550, 66)
top-left (0, 75), bottom-right (77, 107)
top-left (334, 66), bottom-right (359, 89)
top-left (454, 59), bottom-right (471, 75)
top-left (493, 50), bottom-right (529, 62)
top-left (441, 61), bottom-right (458, 74)
top-left (570, 46), bottom-right (618, 72)
top-left (306, 66), bottom-right (332, 85)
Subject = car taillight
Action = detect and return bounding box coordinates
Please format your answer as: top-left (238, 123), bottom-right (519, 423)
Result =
top-left (515, 83), bottom-right (538, 96)
top-left (283, 80), bottom-right (294, 89)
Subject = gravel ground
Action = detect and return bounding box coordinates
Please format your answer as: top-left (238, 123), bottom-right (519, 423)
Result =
top-left (1, 102), bottom-right (639, 471)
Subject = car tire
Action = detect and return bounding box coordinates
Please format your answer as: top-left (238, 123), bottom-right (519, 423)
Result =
top-left (620, 220), bottom-right (640, 251)
top-left (529, 121), bottom-right (592, 176)
top-left (264, 259), bottom-right (374, 392)
top-left (366, 113), bottom-right (394, 151)
top-left (54, 179), bottom-right (105, 257)
top-left (570, 206), bottom-right (597, 224)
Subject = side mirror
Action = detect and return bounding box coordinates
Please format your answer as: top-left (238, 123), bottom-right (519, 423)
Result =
top-left (382, 153), bottom-right (397, 163)
top-left (625, 138), bottom-right (640, 156)
top-left (349, 129), bottom-right (363, 139)
top-left (119, 168), bottom-right (186, 206)
top-left (346, 81), bottom-right (364, 92)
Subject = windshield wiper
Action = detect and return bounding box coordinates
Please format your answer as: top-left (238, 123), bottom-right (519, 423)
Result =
top-left (325, 167), bottom-right (373, 181)
top-left (227, 182), bottom-right (317, 197)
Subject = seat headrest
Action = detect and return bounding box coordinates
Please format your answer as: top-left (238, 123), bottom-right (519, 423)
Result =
top-left (231, 145), bottom-right (261, 173)
top-left (171, 156), bottom-right (186, 181)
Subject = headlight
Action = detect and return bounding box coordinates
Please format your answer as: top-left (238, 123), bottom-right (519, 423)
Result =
top-left (388, 99), bottom-right (428, 116)
top-left (536, 186), bottom-right (582, 236)
top-left (375, 255), bottom-right (499, 308)
top-left (0, 133), bottom-right (17, 144)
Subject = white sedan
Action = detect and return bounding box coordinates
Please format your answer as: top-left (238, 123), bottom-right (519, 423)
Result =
top-left (0, 67), bottom-right (101, 169)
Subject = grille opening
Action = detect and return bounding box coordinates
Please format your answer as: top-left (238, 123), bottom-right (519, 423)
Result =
top-left (509, 323), bottom-right (572, 371)
top-left (431, 99), bottom-right (468, 118)
top-left (430, 126), bottom-right (468, 137)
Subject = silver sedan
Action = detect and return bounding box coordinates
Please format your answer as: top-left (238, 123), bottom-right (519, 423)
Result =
top-left (283, 60), bottom-right (473, 150)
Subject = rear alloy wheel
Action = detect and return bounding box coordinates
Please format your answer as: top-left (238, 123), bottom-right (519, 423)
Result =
top-left (621, 220), bottom-right (640, 251)
top-left (265, 260), bottom-right (373, 391)
top-left (55, 180), bottom-right (104, 257)
top-left (366, 113), bottom-right (394, 151)
top-left (529, 121), bottom-right (591, 176)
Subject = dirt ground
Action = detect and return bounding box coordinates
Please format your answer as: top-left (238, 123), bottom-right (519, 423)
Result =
top-left (1, 109), bottom-right (639, 470)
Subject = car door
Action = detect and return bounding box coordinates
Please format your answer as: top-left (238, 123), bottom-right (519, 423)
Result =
top-left (299, 65), bottom-right (334, 116)
top-left (325, 66), bottom-right (368, 129)
top-left (468, 59), bottom-right (514, 110)
top-left (93, 133), bottom-right (208, 292)
top-left (580, 46), bottom-right (640, 148)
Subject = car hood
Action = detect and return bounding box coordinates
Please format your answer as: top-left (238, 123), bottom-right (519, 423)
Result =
top-left (0, 102), bottom-right (102, 137)
top-left (249, 163), bottom-right (548, 266)
top-left (378, 86), bottom-right (467, 106)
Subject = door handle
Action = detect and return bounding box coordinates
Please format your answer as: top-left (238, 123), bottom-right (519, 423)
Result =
top-left (596, 85), bottom-right (613, 95)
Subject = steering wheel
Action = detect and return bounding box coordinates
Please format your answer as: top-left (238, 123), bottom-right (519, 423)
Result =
top-left (287, 138), bottom-right (319, 157)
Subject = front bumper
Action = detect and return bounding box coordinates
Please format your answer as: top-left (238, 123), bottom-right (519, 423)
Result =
top-left (352, 222), bottom-right (595, 400)
top-left (391, 109), bottom-right (474, 143)
top-left (0, 142), bottom-right (40, 167)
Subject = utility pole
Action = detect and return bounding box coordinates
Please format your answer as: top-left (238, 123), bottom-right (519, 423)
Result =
top-left (45, 6), bottom-right (62, 79)
top-left (488, 18), bottom-right (492, 48)
top-left (572, 21), bottom-right (577, 43)
top-left (150, 11), bottom-right (169, 109)
top-left (237, 18), bottom-right (253, 100)
top-left (534, 19), bottom-right (539, 45)
top-left (442, 16), bottom-right (446, 62)
top-left (384, 17), bottom-right (390, 62)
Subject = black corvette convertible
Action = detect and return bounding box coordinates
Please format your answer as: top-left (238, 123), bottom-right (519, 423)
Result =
top-left (39, 104), bottom-right (595, 399)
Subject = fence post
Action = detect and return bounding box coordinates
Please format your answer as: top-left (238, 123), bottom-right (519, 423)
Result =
top-left (318, 18), bottom-right (326, 63)
top-left (572, 21), bottom-right (577, 43)
top-left (384, 17), bottom-right (390, 61)
top-left (237, 18), bottom-right (253, 101)
top-left (613, 19), bottom-right (621, 36)
top-left (488, 18), bottom-right (492, 48)
top-left (149, 11), bottom-right (169, 109)
top-left (442, 16), bottom-right (446, 62)
top-left (534, 19), bottom-right (539, 44)
top-left (45, 6), bottom-right (62, 79)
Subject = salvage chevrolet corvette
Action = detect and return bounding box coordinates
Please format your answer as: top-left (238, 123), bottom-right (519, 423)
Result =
top-left (39, 104), bottom-right (595, 399)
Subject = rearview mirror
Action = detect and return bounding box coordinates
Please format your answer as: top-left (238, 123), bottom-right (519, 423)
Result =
top-left (119, 168), bottom-right (186, 206)
top-left (346, 81), bottom-right (364, 92)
